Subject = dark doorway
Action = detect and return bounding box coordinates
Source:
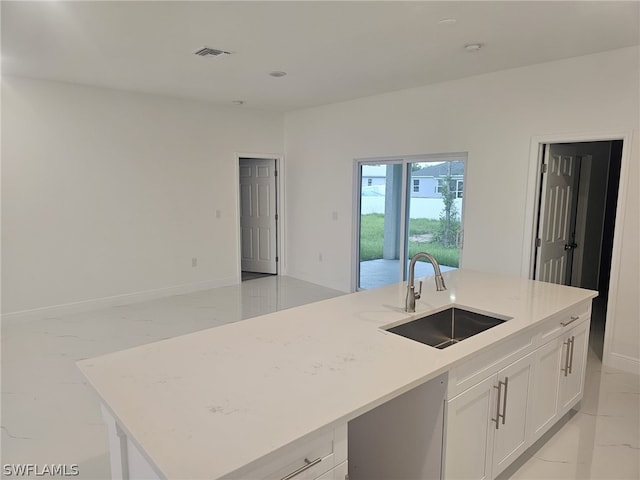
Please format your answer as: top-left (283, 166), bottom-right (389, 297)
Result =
top-left (534, 140), bottom-right (623, 359)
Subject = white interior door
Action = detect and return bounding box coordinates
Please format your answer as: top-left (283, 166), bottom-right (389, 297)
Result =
top-left (239, 158), bottom-right (277, 274)
top-left (535, 144), bottom-right (579, 284)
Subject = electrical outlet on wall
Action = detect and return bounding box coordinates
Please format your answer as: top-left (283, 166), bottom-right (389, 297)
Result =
top-left (215, 210), bottom-right (221, 219)
top-left (192, 257), bottom-right (198, 267)
top-left (318, 253), bottom-right (323, 262)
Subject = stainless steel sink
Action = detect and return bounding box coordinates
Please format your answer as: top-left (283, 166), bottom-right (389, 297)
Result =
top-left (385, 307), bottom-right (508, 349)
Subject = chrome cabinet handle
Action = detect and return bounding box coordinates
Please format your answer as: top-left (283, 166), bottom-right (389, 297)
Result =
top-left (501, 377), bottom-right (509, 425)
top-left (281, 457), bottom-right (322, 480)
top-left (493, 378), bottom-right (507, 429)
top-left (568, 336), bottom-right (575, 374)
top-left (561, 315), bottom-right (580, 327)
top-left (493, 382), bottom-right (502, 430)
top-left (561, 338), bottom-right (571, 376)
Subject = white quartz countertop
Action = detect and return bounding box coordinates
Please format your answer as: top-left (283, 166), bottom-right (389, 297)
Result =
top-left (77, 270), bottom-right (597, 479)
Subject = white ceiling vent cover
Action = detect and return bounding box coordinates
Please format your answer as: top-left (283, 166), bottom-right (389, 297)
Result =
top-left (194, 47), bottom-right (231, 57)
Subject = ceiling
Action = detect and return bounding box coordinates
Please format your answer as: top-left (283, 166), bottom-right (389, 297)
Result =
top-left (2, 1), bottom-right (639, 112)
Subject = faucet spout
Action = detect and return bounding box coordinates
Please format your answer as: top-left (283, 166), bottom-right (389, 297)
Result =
top-left (405, 252), bottom-right (447, 313)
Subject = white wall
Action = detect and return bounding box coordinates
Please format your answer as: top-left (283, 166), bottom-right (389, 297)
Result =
top-left (2, 76), bottom-right (284, 316)
top-left (283, 47), bottom-right (639, 370)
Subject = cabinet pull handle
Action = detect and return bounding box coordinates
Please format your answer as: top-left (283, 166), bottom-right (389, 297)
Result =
top-left (501, 377), bottom-right (509, 425)
top-left (492, 379), bottom-right (507, 429)
top-left (281, 457), bottom-right (322, 480)
top-left (561, 315), bottom-right (580, 327)
top-left (561, 339), bottom-right (571, 376)
top-left (568, 336), bottom-right (575, 374)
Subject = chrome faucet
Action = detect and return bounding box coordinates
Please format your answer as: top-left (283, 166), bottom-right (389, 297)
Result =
top-left (405, 252), bottom-right (447, 312)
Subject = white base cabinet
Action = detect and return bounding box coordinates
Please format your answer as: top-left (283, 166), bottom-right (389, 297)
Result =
top-left (491, 352), bottom-right (535, 477)
top-left (530, 336), bottom-right (563, 438)
top-left (444, 301), bottom-right (591, 480)
top-left (445, 374), bottom-right (496, 480)
top-left (445, 353), bottom-right (534, 480)
top-left (531, 318), bottom-right (590, 442)
top-left (559, 319), bottom-right (589, 411)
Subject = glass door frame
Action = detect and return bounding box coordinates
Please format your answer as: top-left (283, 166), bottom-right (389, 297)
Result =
top-left (352, 153), bottom-right (467, 292)
top-left (352, 159), bottom-right (409, 291)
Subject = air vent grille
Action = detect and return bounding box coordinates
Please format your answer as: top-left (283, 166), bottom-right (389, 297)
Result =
top-left (194, 47), bottom-right (231, 57)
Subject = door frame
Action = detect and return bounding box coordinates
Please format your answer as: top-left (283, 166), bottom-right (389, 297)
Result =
top-left (351, 158), bottom-right (407, 292)
top-left (235, 152), bottom-right (285, 281)
top-left (522, 131), bottom-right (633, 369)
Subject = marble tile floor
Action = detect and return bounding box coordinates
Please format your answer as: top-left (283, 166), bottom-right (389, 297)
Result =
top-left (2, 276), bottom-right (638, 479)
top-left (503, 341), bottom-right (640, 479)
top-left (1, 277), bottom-right (345, 479)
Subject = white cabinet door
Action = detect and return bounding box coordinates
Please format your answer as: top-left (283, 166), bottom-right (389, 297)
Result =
top-left (559, 320), bottom-right (590, 411)
top-left (446, 353), bottom-right (535, 480)
top-left (531, 317), bottom-right (590, 444)
top-left (315, 461), bottom-right (347, 480)
top-left (492, 352), bottom-right (535, 477)
top-left (445, 375), bottom-right (497, 480)
top-left (530, 337), bottom-right (563, 441)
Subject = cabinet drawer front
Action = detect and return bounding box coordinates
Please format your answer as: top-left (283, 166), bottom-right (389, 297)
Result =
top-left (537, 301), bottom-right (591, 344)
top-left (231, 425), bottom-right (347, 480)
top-left (448, 331), bottom-right (533, 398)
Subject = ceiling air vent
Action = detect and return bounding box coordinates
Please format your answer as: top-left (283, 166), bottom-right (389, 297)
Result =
top-left (194, 47), bottom-right (231, 58)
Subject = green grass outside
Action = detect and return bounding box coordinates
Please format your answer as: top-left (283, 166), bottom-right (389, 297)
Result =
top-left (359, 213), bottom-right (460, 267)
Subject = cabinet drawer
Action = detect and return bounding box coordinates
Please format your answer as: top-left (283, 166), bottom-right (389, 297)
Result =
top-left (230, 424), bottom-right (347, 480)
top-left (537, 301), bottom-right (591, 344)
top-left (448, 330), bottom-right (534, 398)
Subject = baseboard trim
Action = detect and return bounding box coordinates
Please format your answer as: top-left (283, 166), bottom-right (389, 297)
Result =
top-left (1, 276), bottom-right (239, 324)
top-left (604, 352), bottom-right (640, 375)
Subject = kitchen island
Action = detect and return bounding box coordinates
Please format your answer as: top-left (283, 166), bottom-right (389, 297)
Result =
top-left (77, 270), bottom-right (597, 479)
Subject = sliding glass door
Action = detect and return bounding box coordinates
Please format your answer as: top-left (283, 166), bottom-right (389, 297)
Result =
top-left (356, 156), bottom-right (465, 290)
top-left (405, 160), bottom-right (464, 280)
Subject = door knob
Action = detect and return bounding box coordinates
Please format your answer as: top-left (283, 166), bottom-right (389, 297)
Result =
top-left (564, 243), bottom-right (578, 250)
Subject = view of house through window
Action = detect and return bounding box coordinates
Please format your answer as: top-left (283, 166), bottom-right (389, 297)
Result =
top-left (405, 161), bottom-right (464, 282)
top-left (357, 157), bottom-right (466, 290)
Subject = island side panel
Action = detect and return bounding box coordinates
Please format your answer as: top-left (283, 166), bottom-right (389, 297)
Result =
top-left (348, 373), bottom-right (448, 480)
top-left (101, 405), bottom-right (162, 480)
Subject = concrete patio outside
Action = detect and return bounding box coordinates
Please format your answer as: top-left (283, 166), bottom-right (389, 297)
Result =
top-left (359, 258), bottom-right (456, 290)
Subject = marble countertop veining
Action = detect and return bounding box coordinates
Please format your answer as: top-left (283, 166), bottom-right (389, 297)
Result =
top-left (77, 270), bottom-right (597, 479)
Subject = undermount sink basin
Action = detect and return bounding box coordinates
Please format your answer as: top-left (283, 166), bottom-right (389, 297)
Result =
top-left (385, 307), bottom-right (509, 349)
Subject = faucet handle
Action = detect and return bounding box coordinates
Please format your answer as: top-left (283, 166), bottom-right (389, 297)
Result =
top-left (415, 280), bottom-right (423, 300)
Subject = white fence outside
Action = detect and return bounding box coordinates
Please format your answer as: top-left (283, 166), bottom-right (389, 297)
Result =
top-left (361, 197), bottom-right (463, 220)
